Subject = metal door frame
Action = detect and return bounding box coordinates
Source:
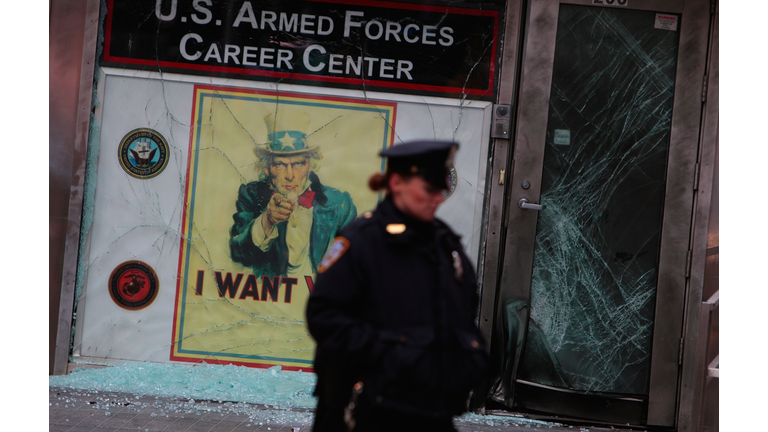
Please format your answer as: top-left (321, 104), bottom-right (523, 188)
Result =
top-left (677, 1), bottom-right (719, 429)
top-left (477, 0), bottom-right (711, 427)
top-left (51, 0), bottom-right (103, 376)
top-left (473, 0), bottom-right (526, 409)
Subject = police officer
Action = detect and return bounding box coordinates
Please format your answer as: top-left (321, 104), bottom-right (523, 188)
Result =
top-left (306, 140), bottom-right (488, 432)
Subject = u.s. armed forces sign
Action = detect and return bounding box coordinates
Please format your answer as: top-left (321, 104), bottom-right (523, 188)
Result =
top-left (102, 0), bottom-right (499, 99)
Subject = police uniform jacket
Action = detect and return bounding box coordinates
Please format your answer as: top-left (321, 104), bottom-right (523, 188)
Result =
top-left (306, 196), bottom-right (488, 424)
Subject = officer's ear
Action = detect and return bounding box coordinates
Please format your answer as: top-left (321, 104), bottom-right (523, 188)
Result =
top-left (388, 172), bottom-right (406, 193)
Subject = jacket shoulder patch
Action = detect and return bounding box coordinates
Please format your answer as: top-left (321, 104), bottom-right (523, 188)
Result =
top-left (318, 237), bottom-right (350, 273)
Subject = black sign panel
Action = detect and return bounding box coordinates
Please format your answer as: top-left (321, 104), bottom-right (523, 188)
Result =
top-left (103, 0), bottom-right (500, 99)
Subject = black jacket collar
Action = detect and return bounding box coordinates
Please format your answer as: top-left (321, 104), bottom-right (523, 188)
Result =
top-left (376, 196), bottom-right (438, 244)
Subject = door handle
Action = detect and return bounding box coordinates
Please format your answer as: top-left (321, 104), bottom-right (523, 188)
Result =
top-left (518, 198), bottom-right (546, 211)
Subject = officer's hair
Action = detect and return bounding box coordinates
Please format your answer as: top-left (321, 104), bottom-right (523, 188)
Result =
top-left (255, 149), bottom-right (323, 180)
top-left (368, 172), bottom-right (388, 191)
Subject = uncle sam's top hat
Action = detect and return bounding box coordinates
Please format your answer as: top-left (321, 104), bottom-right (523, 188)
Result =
top-left (255, 111), bottom-right (319, 157)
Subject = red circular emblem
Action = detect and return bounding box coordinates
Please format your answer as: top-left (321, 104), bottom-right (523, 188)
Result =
top-left (109, 261), bottom-right (159, 310)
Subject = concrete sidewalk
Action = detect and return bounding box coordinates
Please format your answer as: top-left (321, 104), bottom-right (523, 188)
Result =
top-left (50, 386), bottom-right (639, 432)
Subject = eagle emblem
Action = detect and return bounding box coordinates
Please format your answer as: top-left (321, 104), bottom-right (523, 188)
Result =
top-left (118, 129), bottom-right (169, 179)
top-left (109, 261), bottom-right (159, 310)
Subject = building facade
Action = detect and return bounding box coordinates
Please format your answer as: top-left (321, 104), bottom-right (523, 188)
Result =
top-left (50, 1), bottom-right (719, 430)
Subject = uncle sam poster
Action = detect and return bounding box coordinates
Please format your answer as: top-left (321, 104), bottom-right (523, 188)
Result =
top-left (172, 85), bottom-right (396, 369)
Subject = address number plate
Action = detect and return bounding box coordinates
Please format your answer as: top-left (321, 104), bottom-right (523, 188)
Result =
top-left (592, 0), bottom-right (628, 5)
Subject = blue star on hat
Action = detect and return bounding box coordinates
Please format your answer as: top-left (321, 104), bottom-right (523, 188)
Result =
top-left (255, 112), bottom-right (319, 156)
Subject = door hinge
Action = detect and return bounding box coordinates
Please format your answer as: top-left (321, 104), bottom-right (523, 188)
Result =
top-left (702, 75), bottom-right (708, 102)
top-left (499, 169), bottom-right (506, 185)
top-left (679, 337), bottom-right (685, 365)
top-left (685, 250), bottom-right (693, 278)
top-left (693, 162), bottom-right (701, 191)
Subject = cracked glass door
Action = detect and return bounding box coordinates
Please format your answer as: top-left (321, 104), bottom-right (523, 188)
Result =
top-left (524, 2), bottom-right (680, 394)
top-left (487, 0), bottom-right (704, 426)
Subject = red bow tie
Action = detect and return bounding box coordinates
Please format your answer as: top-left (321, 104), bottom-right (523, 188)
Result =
top-left (298, 189), bottom-right (315, 208)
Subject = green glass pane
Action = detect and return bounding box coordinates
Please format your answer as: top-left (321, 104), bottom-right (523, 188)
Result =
top-left (518, 4), bottom-right (680, 395)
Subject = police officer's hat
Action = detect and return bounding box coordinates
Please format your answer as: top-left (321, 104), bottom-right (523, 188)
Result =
top-left (379, 140), bottom-right (458, 190)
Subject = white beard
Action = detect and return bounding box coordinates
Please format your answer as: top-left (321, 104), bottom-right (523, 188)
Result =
top-left (284, 190), bottom-right (299, 207)
top-left (273, 176), bottom-right (309, 207)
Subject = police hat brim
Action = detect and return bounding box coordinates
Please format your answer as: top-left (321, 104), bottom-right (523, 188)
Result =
top-left (380, 140), bottom-right (458, 190)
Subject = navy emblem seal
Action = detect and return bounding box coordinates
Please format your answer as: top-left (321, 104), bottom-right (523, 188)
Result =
top-left (118, 128), bottom-right (169, 179)
top-left (109, 261), bottom-right (159, 310)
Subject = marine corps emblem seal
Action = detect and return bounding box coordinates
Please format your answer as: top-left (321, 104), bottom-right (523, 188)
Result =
top-left (109, 261), bottom-right (159, 310)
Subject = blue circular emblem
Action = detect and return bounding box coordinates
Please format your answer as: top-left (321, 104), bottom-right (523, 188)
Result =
top-left (118, 128), bottom-right (169, 179)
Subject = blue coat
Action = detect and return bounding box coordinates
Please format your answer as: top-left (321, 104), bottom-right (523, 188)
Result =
top-left (229, 172), bottom-right (357, 277)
